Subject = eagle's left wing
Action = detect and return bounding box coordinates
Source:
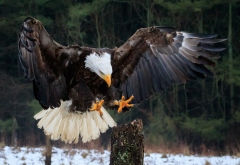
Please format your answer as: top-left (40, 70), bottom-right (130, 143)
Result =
top-left (111, 26), bottom-right (226, 104)
top-left (18, 17), bottom-right (69, 109)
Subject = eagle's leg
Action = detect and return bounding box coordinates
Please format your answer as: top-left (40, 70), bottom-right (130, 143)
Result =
top-left (90, 100), bottom-right (104, 116)
top-left (114, 95), bottom-right (134, 113)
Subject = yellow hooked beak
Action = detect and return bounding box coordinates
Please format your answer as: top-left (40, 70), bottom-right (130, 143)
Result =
top-left (102, 74), bottom-right (111, 87)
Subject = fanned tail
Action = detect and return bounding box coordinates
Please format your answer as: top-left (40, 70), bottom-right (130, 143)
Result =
top-left (34, 100), bottom-right (117, 143)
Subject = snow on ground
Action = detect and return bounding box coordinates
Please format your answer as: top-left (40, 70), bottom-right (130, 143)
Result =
top-left (0, 146), bottom-right (240, 165)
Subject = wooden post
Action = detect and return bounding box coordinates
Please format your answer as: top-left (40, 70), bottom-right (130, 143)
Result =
top-left (45, 135), bottom-right (52, 165)
top-left (110, 119), bottom-right (144, 165)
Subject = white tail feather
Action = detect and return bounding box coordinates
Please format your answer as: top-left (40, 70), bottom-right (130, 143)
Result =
top-left (51, 115), bottom-right (62, 140)
top-left (41, 109), bottom-right (58, 129)
top-left (34, 110), bottom-right (47, 120)
top-left (74, 116), bottom-right (81, 143)
top-left (34, 100), bottom-right (117, 143)
top-left (61, 117), bottom-right (69, 142)
top-left (90, 115), bottom-right (100, 140)
top-left (81, 113), bottom-right (88, 143)
top-left (92, 111), bottom-right (108, 133)
top-left (44, 113), bottom-right (59, 135)
top-left (101, 107), bottom-right (117, 127)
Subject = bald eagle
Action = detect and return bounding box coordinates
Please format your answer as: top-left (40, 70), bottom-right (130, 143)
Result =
top-left (18, 17), bottom-right (225, 143)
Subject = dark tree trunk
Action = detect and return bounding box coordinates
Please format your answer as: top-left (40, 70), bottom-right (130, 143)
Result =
top-left (228, 1), bottom-right (234, 115)
top-left (45, 135), bottom-right (52, 165)
top-left (11, 117), bottom-right (17, 146)
top-left (110, 119), bottom-right (144, 165)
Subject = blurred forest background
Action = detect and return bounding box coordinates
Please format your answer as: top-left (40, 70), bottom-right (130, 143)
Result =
top-left (0, 0), bottom-right (240, 155)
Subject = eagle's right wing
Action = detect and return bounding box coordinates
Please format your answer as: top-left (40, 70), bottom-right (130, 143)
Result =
top-left (18, 17), bottom-right (68, 109)
top-left (111, 27), bottom-right (226, 104)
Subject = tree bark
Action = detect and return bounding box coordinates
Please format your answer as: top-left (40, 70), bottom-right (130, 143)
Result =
top-left (110, 119), bottom-right (144, 165)
top-left (11, 117), bottom-right (17, 146)
top-left (228, 1), bottom-right (234, 115)
top-left (197, 9), bottom-right (206, 115)
top-left (45, 135), bottom-right (52, 165)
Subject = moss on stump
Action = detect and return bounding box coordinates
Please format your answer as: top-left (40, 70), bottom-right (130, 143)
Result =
top-left (110, 119), bottom-right (144, 165)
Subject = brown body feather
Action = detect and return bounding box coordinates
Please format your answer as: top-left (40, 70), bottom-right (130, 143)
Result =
top-left (18, 17), bottom-right (226, 113)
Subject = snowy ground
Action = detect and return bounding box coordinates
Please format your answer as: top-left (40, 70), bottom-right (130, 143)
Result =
top-left (0, 146), bottom-right (240, 165)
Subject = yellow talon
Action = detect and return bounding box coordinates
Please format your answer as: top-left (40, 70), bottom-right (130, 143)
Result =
top-left (115, 95), bottom-right (134, 113)
top-left (90, 100), bottom-right (104, 116)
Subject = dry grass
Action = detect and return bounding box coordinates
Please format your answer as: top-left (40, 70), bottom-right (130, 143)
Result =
top-left (161, 154), bottom-right (168, 158)
top-left (144, 142), bottom-right (193, 156)
top-left (23, 133), bottom-right (40, 147)
top-left (5, 133), bottom-right (240, 158)
top-left (41, 148), bottom-right (46, 156)
top-left (91, 157), bottom-right (96, 162)
top-left (181, 145), bottom-right (190, 156)
top-left (81, 151), bottom-right (88, 158)
top-left (98, 157), bottom-right (104, 164)
top-left (204, 160), bottom-right (211, 165)
top-left (144, 143), bottom-right (168, 154)
top-left (69, 150), bottom-right (77, 157)
top-left (198, 143), bottom-right (224, 157)
top-left (143, 142), bottom-right (235, 157)
top-left (52, 137), bottom-right (105, 152)
top-left (0, 154), bottom-right (6, 159)
top-left (236, 152), bottom-right (240, 157)
top-left (145, 150), bottom-right (151, 157)
top-left (11, 147), bottom-right (21, 154)
top-left (25, 148), bottom-right (30, 154)
top-left (0, 142), bottom-right (5, 148)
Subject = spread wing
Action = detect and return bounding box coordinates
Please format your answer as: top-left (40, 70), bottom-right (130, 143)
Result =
top-left (18, 17), bottom-right (68, 109)
top-left (112, 26), bottom-right (226, 104)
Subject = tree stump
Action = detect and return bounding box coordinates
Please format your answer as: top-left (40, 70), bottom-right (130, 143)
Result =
top-left (110, 119), bottom-right (144, 165)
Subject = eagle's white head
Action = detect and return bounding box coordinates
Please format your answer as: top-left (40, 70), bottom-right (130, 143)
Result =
top-left (84, 52), bottom-right (112, 87)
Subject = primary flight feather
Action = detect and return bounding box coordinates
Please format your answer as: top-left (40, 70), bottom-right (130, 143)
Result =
top-left (18, 17), bottom-right (225, 143)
